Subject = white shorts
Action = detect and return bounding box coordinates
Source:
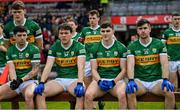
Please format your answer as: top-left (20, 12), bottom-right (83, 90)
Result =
top-left (0, 67), bottom-right (5, 75)
top-left (135, 79), bottom-right (162, 92)
top-left (85, 61), bottom-right (91, 77)
top-left (169, 61), bottom-right (180, 73)
top-left (8, 80), bottom-right (38, 94)
top-left (54, 78), bottom-right (77, 91)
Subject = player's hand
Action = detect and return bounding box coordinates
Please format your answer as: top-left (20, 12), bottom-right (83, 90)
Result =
top-left (107, 80), bottom-right (116, 89)
top-left (126, 79), bottom-right (138, 94)
top-left (74, 82), bottom-right (85, 97)
top-left (98, 80), bottom-right (110, 92)
top-left (10, 78), bottom-right (23, 90)
top-left (34, 82), bottom-right (45, 96)
top-left (162, 78), bottom-right (174, 92)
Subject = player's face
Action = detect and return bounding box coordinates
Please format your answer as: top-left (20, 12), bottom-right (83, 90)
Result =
top-left (67, 21), bottom-right (77, 32)
top-left (11, 9), bottom-right (26, 22)
top-left (172, 16), bottom-right (180, 28)
top-left (89, 14), bottom-right (99, 27)
top-left (59, 29), bottom-right (72, 45)
top-left (15, 32), bottom-right (27, 46)
top-left (137, 23), bottom-right (151, 39)
top-left (101, 27), bottom-right (114, 41)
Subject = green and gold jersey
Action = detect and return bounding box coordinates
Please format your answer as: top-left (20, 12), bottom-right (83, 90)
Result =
top-left (162, 27), bottom-right (180, 61)
top-left (0, 36), bottom-right (6, 68)
top-left (90, 40), bottom-right (127, 79)
top-left (72, 32), bottom-right (81, 42)
top-left (4, 19), bottom-right (42, 45)
top-left (6, 42), bottom-right (40, 79)
top-left (80, 26), bottom-right (101, 61)
top-left (48, 40), bottom-right (86, 78)
top-left (127, 38), bottom-right (167, 82)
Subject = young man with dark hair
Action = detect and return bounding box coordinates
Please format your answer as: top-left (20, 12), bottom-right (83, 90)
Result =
top-left (85, 22), bottom-right (127, 109)
top-left (162, 12), bottom-right (180, 89)
top-left (0, 26), bottom-right (40, 109)
top-left (34, 24), bottom-right (86, 109)
top-left (3, 0), bottom-right (43, 49)
top-left (126, 19), bottom-right (175, 109)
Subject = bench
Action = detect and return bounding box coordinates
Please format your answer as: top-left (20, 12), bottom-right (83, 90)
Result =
top-left (1, 92), bottom-right (180, 110)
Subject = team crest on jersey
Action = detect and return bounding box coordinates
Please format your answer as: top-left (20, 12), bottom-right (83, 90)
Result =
top-left (93, 31), bottom-right (96, 34)
top-left (105, 51), bottom-right (110, 57)
top-left (25, 53), bottom-right (29, 58)
top-left (162, 47), bottom-right (167, 52)
top-left (114, 51), bottom-right (118, 56)
top-left (152, 48), bottom-right (157, 53)
top-left (71, 51), bottom-right (74, 56)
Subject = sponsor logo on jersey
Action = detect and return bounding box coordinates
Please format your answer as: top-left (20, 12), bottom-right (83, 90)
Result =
top-left (135, 54), bottom-right (160, 65)
top-left (12, 54), bottom-right (17, 58)
top-left (114, 51), bottom-right (118, 56)
top-left (14, 59), bottom-right (31, 69)
top-left (97, 52), bottom-right (103, 56)
top-left (167, 37), bottom-right (180, 44)
top-left (25, 53), bottom-right (29, 58)
top-left (135, 50), bottom-right (142, 55)
top-left (84, 35), bottom-right (102, 43)
top-left (56, 52), bottom-right (61, 56)
top-left (55, 57), bottom-right (77, 67)
top-left (97, 58), bottom-right (120, 67)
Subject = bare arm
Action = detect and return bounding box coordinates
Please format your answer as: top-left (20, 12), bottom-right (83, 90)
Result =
top-left (77, 56), bottom-right (86, 83)
top-left (35, 37), bottom-right (43, 50)
top-left (0, 45), bottom-right (7, 52)
top-left (40, 57), bottom-right (55, 82)
top-left (22, 62), bottom-right (40, 81)
top-left (3, 39), bottom-right (10, 49)
top-left (127, 55), bottom-right (135, 79)
top-left (114, 59), bottom-right (126, 83)
top-left (91, 59), bottom-right (101, 81)
top-left (7, 61), bottom-right (17, 80)
top-left (160, 54), bottom-right (169, 79)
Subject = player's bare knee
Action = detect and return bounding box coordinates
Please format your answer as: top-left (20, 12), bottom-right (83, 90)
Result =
top-left (24, 92), bottom-right (34, 102)
top-left (85, 91), bottom-right (94, 102)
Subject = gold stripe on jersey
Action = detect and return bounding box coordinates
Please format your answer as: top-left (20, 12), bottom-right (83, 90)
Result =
top-left (167, 37), bottom-right (180, 44)
top-left (135, 54), bottom-right (160, 65)
top-left (84, 35), bottom-right (102, 43)
top-left (14, 59), bottom-right (31, 69)
top-left (97, 58), bottom-right (120, 67)
top-left (10, 35), bottom-right (35, 44)
top-left (55, 57), bottom-right (77, 67)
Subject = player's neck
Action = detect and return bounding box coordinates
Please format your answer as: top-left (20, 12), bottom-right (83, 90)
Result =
top-left (173, 25), bottom-right (180, 30)
top-left (14, 18), bottom-right (25, 26)
top-left (140, 36), bottom-right (151, 45)
top-left (17, 43), bottom-right (26, 49)
top-left (103, 38), bottom-right (113, 47)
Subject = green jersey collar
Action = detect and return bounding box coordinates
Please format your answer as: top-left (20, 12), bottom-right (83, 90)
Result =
top-left (90, 25), bottom-right (100, 30)
top-left (14, 18), bottom-right (26, 26)
top-left (139, 37), bottom-right (152, 47)
top-left (61, 39), bottom-right (73, 50)
top-left (15, 42), bottom-right (28, 52)
top-left (101, 38), bottom-right (115, 49)
top-left (171, 26), bottom-right (180, 32)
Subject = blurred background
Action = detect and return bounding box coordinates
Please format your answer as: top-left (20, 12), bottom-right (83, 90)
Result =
top-left (0, 0), bottom-right (180, 45)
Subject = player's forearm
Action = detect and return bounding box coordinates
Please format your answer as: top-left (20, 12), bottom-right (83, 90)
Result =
top-left (127, 56), bottom-right (135, 79)
top-left (22, 65), bottom-right (40, 81)
top-left (40, 65), bottom-right (51, 82)
top-left (114, 68), bottom-right (126, 83)
top-left (8, 63), bottom-right (17, 80)
top-left (92, 69), bottom-right (101, 81)
top-left (35, 38), bottom-right (43, 50)
top-left (0, 46), bottom-right (7, 52)
top-left (160, 55), bottom-right (169, 79)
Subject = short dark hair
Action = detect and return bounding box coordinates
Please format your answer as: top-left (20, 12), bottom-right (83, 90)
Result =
top-left (101, 22), bottom-right (113, 29)
top-left (172, 12), bottom-right (180, 17)
top-left (88, 10), bottom-right (100, 17)
top-left (136, 19), bottom-right (150, 27)
top-left (58, 23), bottom-right (72, 33)
top-left (11, 0), bottom-right (25, 10)
top-left (13, 26), bottom-right (27, 35)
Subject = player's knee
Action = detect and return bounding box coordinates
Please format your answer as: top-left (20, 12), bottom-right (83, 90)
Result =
top-left (118, 91), bottom-right (126, 101)
top-left (24, 92), bottom-right (34, 102)
top-left (85, 91), bottom-right (94, 102)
